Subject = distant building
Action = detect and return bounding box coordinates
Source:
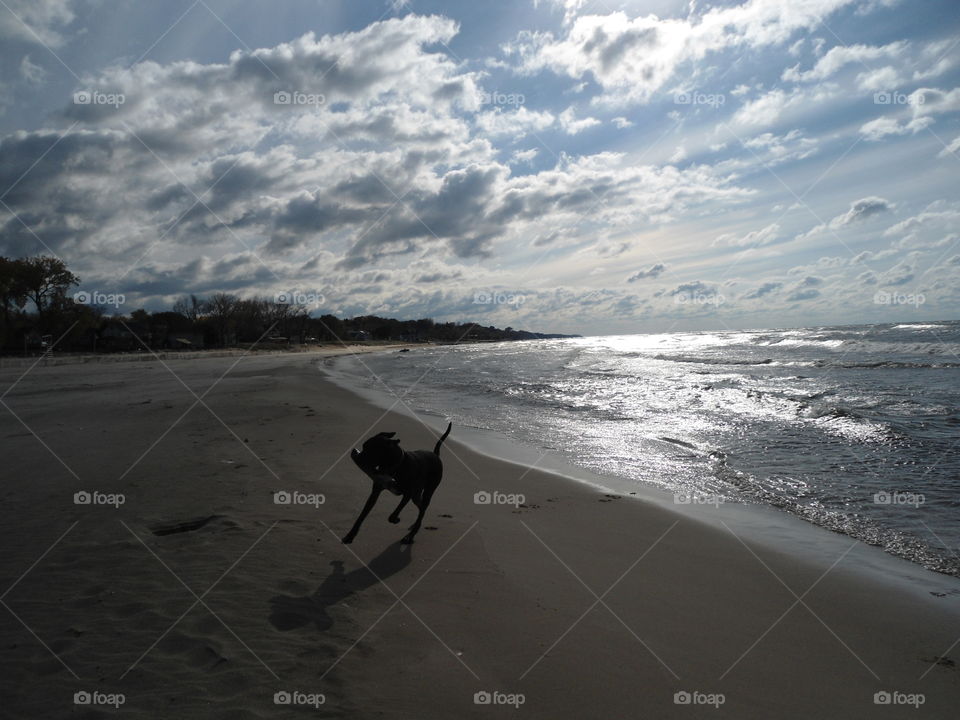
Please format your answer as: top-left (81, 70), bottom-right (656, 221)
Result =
top-left (165, 333), bottom-right (205, 350)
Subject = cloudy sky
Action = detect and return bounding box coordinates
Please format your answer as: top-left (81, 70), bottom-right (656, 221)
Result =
top-left (1, 0), bottom-right (958, 335)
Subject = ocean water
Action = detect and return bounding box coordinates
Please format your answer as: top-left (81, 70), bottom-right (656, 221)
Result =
top-left (328, 321), bottom-right (960, 577)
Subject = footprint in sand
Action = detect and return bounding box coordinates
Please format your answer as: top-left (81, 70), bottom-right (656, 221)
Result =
top-left (512, 504), bottom-right (540, 513)
top-left (598, 494), bottom-right (622, 503)
top-left (921, 656), bottom-right (955, 668)
top-left (150, 515), bottom-right (226, 536)
top-left (159, 629), bottom-right (230, 671)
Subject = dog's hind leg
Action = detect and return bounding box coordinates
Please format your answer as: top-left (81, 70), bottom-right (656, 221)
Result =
top-left (342, 488), bottom-right (382, 544)
top-left (401, 506), bottom-right (427, 544)
top-left (401, 481), bottom-right (440, 544)
top-left (388, 495), bottom-right (410, 524)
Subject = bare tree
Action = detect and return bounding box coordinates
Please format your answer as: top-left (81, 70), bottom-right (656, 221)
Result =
top-left (172, 294), bottom-right (204, 322)
top-left (205, 292), bottom-right (240, 347)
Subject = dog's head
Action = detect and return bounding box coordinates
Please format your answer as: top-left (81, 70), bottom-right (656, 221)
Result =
top-left (351, 431), bottom-right (403, 476)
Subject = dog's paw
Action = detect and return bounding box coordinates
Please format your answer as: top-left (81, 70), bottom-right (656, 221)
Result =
top-left (341, 536), bottom-right (354, 545)
top-left (388, 516), bottom-right (401, 524)
top-left (400, 536), bottom-right (414, 545)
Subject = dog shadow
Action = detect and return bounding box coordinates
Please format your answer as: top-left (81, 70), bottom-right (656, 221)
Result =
top-left (268, 542), bottom-right (412, 632)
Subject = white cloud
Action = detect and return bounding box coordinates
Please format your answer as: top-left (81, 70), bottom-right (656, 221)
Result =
top-left (859, 114), bottom-right (931, 140)
top-left (913, 86), bottom-right (960, 116)
top-left (879, 256), bottom-right (917, 286)
top-left (856, 66), bottom-right (903, 92)
top-left (476, 107), bottom-right (556, 137)
top-left (884, 206), bottom-right (960, 237)
top-left (506, 0), bottom-right (862, 106)
top-left (714, 222), bottom-right (780, 247)
top-left (732, 89), bottom-right (790, 127)
top-left (860, 86), bottom-right (960, 140)
top-left (731, 84), bottom-right (839, 129)
top-left (558, 106), bottom-right (601, 134)
top-left (0, 0), bottom-right (76, 47)
top-left (19, 54), bottom-right (46, 83)
top-left (913, 39), bottom-right (959, 81)
top-left (781, 41), bottom-right (907, 83)
top-left (713, 129), bottom-right (819, 175)
top-left (535, 0), bottom-right (589, 24)
top-left (511, 148), bottom-right (540, 164)
top-left (938, 135), bottom-right (960, 158)
top-left (743, 129), bottom-right (818, 160)
top-left (794, 196), bottom-right (893, 242)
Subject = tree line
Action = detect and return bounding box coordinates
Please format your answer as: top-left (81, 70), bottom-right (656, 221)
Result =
top-left (0, 255), bottom-right (565, 355)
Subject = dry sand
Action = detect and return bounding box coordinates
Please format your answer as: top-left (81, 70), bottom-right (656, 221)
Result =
top-left (1, 349), bottom-right (958, 718)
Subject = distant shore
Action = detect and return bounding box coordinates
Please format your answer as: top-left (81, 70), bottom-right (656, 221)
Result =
top-left (1, 350), bottom-right (958, 718)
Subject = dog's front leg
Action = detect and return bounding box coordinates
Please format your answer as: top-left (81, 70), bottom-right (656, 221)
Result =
top-left (342, 488), bottom-right (382, 544)
top-left (388, 495), bottom-right (410, 524)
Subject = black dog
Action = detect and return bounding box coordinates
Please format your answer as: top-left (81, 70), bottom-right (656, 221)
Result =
top-left (343, 423), bottom-right (452, 545)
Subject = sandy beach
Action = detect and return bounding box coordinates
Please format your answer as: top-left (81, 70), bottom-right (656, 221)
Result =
top-left (1, 348), bottom-right (958, 719)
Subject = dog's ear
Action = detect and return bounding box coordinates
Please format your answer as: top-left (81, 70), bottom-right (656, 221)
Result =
top-left (390, 438), bottom-right (401, 445)
top-left (376, 431), bottom-right (396, 438)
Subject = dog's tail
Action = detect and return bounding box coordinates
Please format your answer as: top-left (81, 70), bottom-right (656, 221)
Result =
top-left (433, 422), bottom-right (452, 456)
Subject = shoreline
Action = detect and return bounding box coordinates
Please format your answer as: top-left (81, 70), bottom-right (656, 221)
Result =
top-left (0, 342), bottom-right (420, 369)
top-left (1, 351), bottom-right (959, 718)
top-left (322, 352), bottom-right (960, 603)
